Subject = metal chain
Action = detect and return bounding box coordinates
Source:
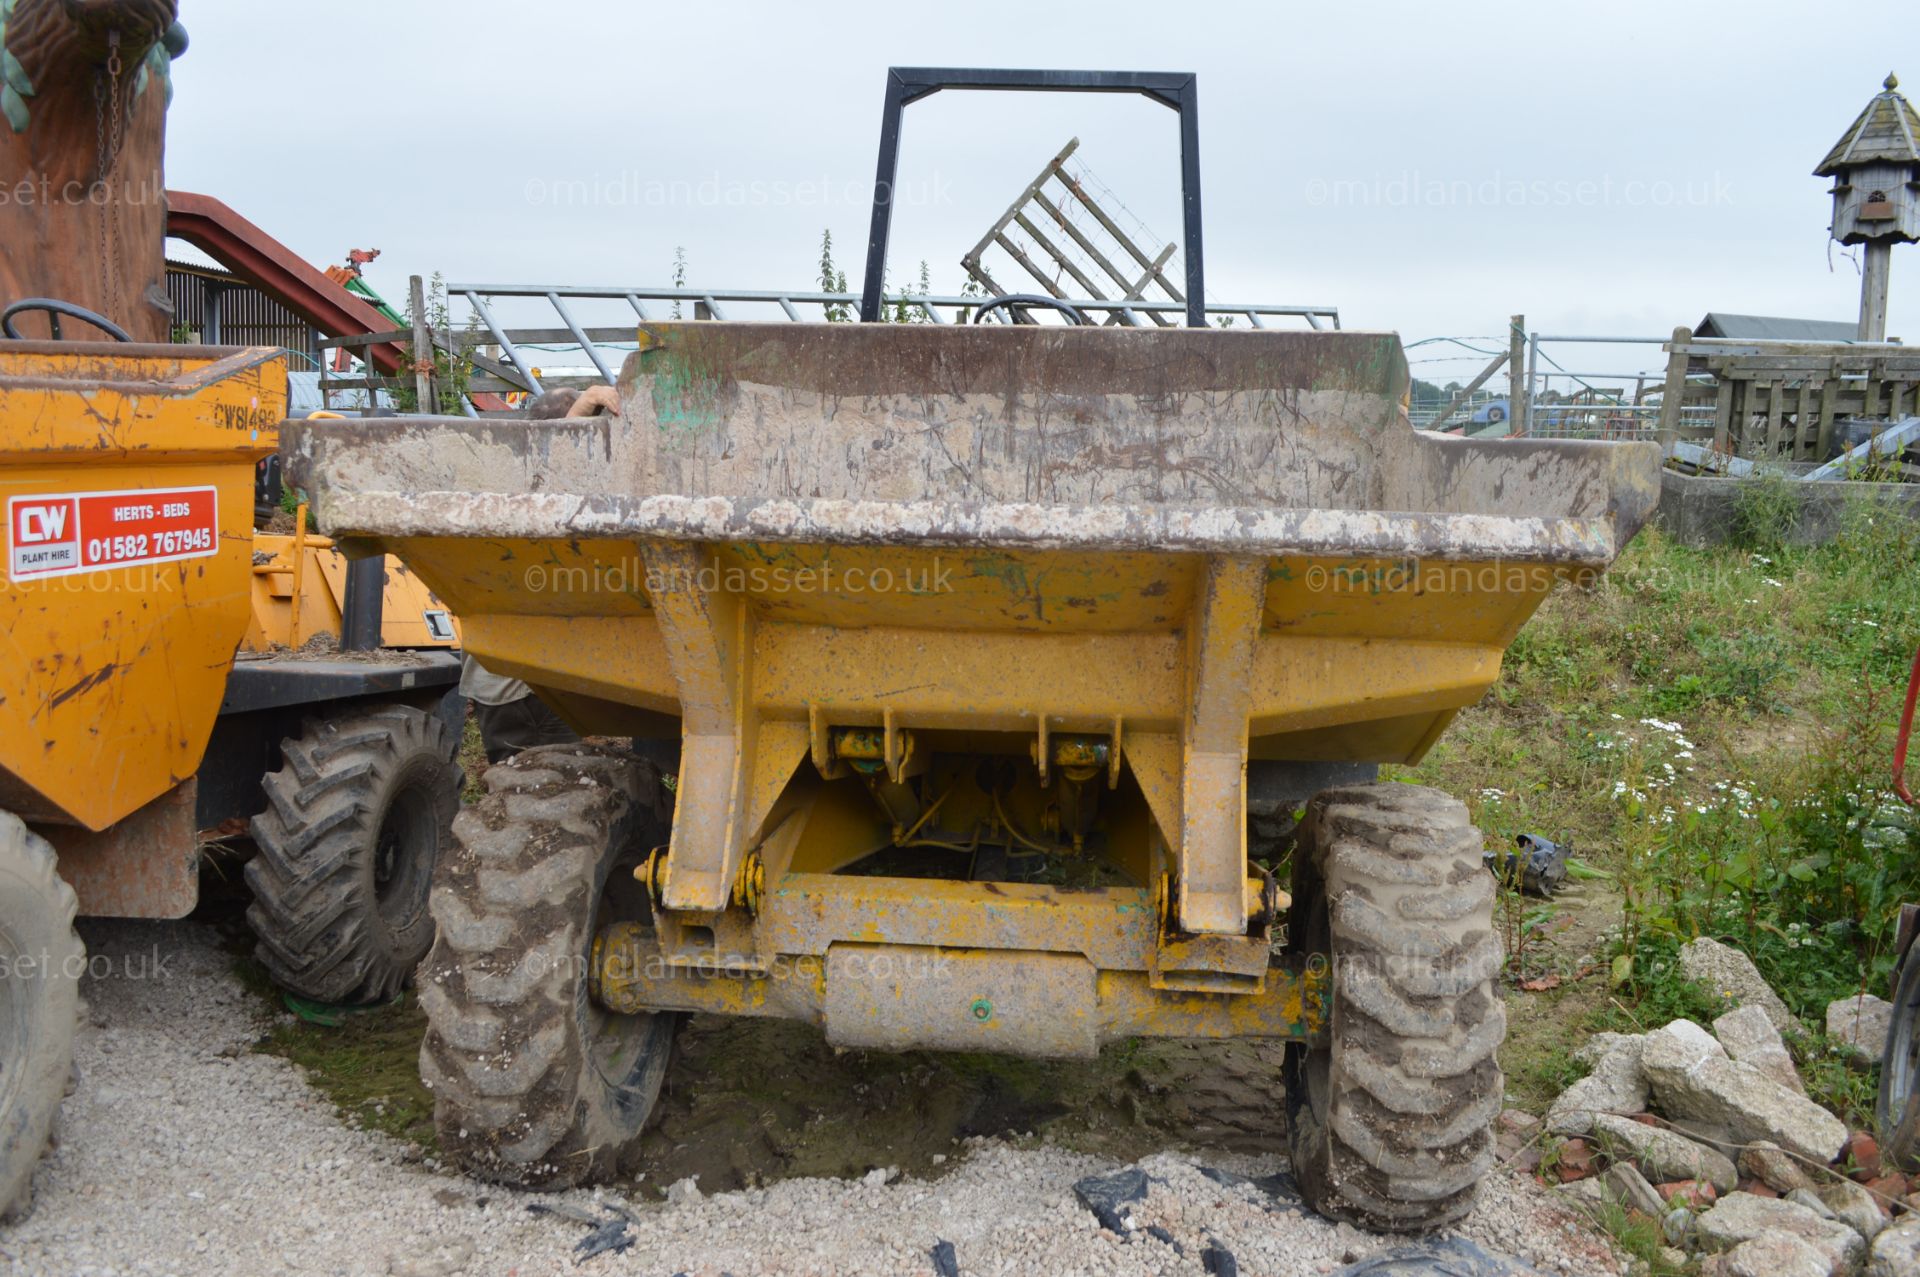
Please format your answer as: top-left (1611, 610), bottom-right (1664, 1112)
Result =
top-left (90, 31), bottom-right (126, 309)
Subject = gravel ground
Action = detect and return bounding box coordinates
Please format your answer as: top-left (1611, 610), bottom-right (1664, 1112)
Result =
top-left (0, 920), bottom-right (1624, 1277)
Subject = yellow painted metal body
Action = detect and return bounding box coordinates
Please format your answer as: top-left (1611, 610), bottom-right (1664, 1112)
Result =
top-left (286, 323), bottom-right (1658, 1054)
top-left (299, 531), bottom-right (1565, 1047)
top-left (244, 529), bottom-right (460, 653)
top-left (594, 922), bottom-right (1330, 1057)
top-left (385, 541), bottom-right (1531, 754)
top-left (0, 342), bottom-right (286, 831)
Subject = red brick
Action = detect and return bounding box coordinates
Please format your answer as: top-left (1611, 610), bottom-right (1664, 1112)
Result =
top-left (1556, 1139), bottom-right (1596, 1183)
top-left (1847, 1131), bottom-right (1883, 1181)
top-left (1863, 1174), bottom-right (1908, 1217)
top-left (1656, 1180), bottom-right (1719, 1208)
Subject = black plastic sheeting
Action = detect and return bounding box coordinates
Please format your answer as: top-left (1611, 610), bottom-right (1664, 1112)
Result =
top-left (1329, 1237), bottom-right (1558, 1276)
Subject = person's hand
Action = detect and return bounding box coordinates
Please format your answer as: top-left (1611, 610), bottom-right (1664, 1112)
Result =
top-left (566, 385), bottom-right (621, 417)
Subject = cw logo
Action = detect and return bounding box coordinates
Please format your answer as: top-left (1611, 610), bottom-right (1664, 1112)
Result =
top-left (12, 501), bottom-right (74, 544)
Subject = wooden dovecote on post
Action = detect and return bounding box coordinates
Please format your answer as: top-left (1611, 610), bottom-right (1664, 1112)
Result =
top-left (1817, 74), bottom-right (1920, 340)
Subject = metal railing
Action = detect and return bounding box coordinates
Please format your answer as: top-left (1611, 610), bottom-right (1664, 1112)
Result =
top-left (318, 283), bottom-right (1342, 410)
top-left (448, 285), bottom-right (1342, 396)
top-left (1517, 334), bottom-right (1675, 441)
top-left (1410, 331), bottom-right (1724, 441)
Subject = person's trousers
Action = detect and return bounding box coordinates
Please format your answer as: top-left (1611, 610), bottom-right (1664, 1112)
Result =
top-left (475, 695), bottom-right (580, 763)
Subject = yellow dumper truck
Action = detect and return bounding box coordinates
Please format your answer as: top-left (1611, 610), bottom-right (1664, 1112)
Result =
top-left (0, 332), bottom-right (463, 1215)
top-left (288, 318), bottom-right (1657, 1227)
top-left (282, 68), bottom-right (1660, 1227)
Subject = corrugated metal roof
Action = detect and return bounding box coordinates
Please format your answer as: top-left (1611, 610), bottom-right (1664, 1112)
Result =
top-left (164, 257), bottom-right (236, 281)
top-left (1815, 74), bottom-right (1920, 175)
top-left (162, 238), bottom-right (224, 272)
top-left (1694, 313), bottom-right (1859, 341)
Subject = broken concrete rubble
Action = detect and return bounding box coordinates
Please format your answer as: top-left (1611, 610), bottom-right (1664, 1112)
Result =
top-left (1695, 1192), bottom-right (1865, 1276)
top-left (1556, 1176), bottom-right (1611, 1209)
top-left (1605, 1161), bottom-right (1667, 1216)
top-left (1537, 939), bottom-right (1910, 1274)
top-left (1813, 1177), bottom-right (1889, 1243)
top-left (1714, 1003), bottom-right (1807, 1095)
top-left (1588, 1113), bottom-right (1738, 1191)
top-left (1787, 1187), bottom-right (1836, 1218)
top-left (1698, 1232), bottom-right (1843, 1277)
top-left (1679, 938), bottom-right (1798, 1032)
top-left (1739, 1141), bottom-right (1818, 1195)
top-left (1826, 995), bottom-right (1894, 1063)
top-left (1574, 1031), bottom-right (1650, 1068)
top-left (1545, 1035), bottom-right (1649, 1137)
top-left (1641, 1020), bottom-right (1848, 1164)
top-left (1867, 1216), bottom-right (1920, 1277)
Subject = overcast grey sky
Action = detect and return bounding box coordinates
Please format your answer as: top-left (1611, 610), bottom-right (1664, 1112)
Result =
top-left (166, 0), bottom-right (1912, 387)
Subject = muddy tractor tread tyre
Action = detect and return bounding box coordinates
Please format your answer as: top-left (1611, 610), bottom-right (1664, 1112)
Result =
top-left (1284, 783), bottom-right (1504, 1232)
top-left (246, 703), bottom-right (460, 1005)
top-left (0, 811), bottom-right (84, 1221)
top-left (418, 741), bottom-right (680, 1189)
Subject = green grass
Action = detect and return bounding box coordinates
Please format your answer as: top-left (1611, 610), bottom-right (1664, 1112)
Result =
top-left (1392, 501), bottom-right (1920, 1087)
top-left (458, 712), bottom-right (486, 802)
top-left (234, 959), bottom-right (437, 1148)
top-left (1797, 1033), bottom-right (1882, 1129)
top-left (1587, 1199), bottom-right (1687, 1275)
top-left (1505, 1038), bottom-right (1587, 1109)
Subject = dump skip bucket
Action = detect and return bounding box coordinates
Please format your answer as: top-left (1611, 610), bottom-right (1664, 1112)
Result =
top-left (287, 322), bottom-right (1657, 950)
top-left (0, 342), bottom-right (286, 831)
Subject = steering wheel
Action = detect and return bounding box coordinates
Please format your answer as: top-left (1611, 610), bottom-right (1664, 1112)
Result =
top-left (1, 298), bottom-right (134, 343)
top-left (969, 294), bottom-right (1092, 327)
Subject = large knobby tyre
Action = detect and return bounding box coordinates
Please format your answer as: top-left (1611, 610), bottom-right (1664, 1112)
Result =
top-left (246, 704), bottom-right (460, 1005)
top-left (418, 741), bottom-right (680, 1188)
top-left (1283, 783), bottom-right (1505, 1232)
top-left (0, 812), bottom-right (84, 1220)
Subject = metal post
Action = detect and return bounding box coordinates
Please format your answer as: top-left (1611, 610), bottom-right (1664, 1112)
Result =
top-left (465, 291), bottom-right (544, 395)
top-left (859, 72), bottom-right (911, 324)
top-left (1524, 329), bottom-right (1539, 435)
top-left (548, 292), bottom-right (616, 381)
top-left (1175, 77), bottom-right (1205, 329)
top-left (204, 283), bottom-right (222, 345)
top-left (341, 557), bottom-right (385, 652)
top-left (1508, 315), bottom-right (1526, 434)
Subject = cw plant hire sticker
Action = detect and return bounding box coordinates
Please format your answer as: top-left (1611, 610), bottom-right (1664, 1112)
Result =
top-left (8, 486), bottom-right (219, 581)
